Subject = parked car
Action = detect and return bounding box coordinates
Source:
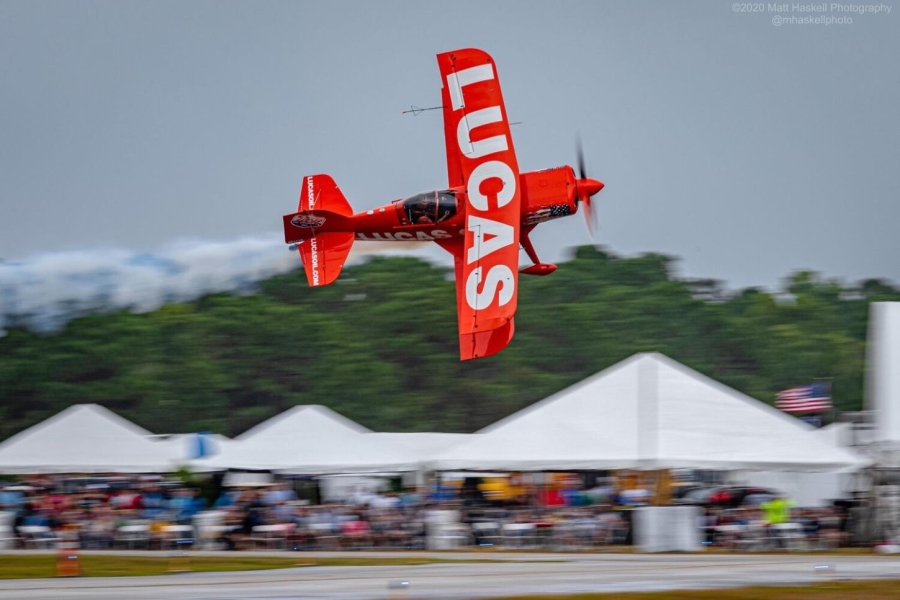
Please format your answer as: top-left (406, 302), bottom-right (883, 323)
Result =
top-left (672, 486), bottom-right (719, 506)
top-left (673, 486), bottom-right (778, 509)
top-left (707, 486), bottom-right (778, 508)
top-left (671, 485), bottom-right (710, 502)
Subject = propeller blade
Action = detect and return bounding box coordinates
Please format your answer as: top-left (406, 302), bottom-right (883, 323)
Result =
top-left (574, 136), bottom-right (602, 239)
top-left (583, 197), bottom-right (594, 238)
top-left (576, 136), bottom-right (587, 180)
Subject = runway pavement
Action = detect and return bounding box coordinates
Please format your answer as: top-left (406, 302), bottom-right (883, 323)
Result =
top-left (1, 551), bottom-right (899, 599)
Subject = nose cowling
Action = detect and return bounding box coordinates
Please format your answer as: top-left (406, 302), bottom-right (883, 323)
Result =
top-left (577, 178), bottom-right (604, 197)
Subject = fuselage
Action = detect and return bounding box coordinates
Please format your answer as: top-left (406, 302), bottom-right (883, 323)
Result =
top-left (290, 166), bottom-right (582, 243)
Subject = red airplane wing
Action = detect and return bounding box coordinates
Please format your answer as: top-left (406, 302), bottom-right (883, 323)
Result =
top-left (437, 48), bottom-right (521, 361)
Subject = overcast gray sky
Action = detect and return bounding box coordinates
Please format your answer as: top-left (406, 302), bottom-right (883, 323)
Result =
top-left (1, 0), bottom-right (898, 291)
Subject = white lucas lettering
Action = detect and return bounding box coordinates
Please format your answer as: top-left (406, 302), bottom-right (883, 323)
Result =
top-left (466, 216), bottom-right (514, 266)
top-left (457, 106), bottom-right (507, 158)
top-left (356, 230), bottom-right (455, 242)
top-left (465, 265), bottom-right (514, 310)
top-left (446, 64), bottom-right (494, 110)
top-left (444, 54), bottom-right (519, 319)
top-left (467, 160), bottom-right (516, 211)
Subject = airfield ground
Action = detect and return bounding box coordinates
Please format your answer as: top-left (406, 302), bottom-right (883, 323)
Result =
top-left (1, 550), bottom-right (899, 599)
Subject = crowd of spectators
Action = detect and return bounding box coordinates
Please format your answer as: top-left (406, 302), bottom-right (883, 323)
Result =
top-left (701, 504), bottom-right (848, 551)
top-left (0, 475), bottom-right (207, 550)
top-left (215, 487), bottom-right (427, 551)
top-left (0, 474), bottom-right (854, 552)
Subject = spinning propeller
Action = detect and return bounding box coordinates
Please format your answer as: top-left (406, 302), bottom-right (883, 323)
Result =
top-left (573, 137), bottom-right (605, 237)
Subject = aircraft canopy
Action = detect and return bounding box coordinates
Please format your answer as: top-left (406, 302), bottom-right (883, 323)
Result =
top-left (399, 191), bottom-right (458, 225)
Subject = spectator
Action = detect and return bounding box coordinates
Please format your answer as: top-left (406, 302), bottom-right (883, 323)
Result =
top-left (760, 493), bottom-right (795, 548)
top-left (760, 493), bottom-right (795, 526)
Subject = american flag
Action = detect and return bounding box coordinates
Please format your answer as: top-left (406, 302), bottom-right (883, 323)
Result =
top-left (525, 204), bottom-right (570, 225)
top-left (775, 382), bottom-right (832, 413)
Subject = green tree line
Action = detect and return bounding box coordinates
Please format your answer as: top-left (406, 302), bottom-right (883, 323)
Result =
top-left (0, 246), bottom-right (897, 442)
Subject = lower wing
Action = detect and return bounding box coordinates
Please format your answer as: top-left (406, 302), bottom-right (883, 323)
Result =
top-left (436, 238), bottom-right (516, 361)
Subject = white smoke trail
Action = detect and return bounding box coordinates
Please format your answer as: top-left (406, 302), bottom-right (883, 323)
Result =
top-left (0, 235), bottom-right (449, 336)
top-left (0, 235), bottom-right (302, 335)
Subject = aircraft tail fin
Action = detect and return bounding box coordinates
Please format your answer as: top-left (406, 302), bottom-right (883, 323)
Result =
top-left (284, 174), bottom-right (355, 287)
top-left (283, 174), bottom-right (354, 241)
top-left (296, 174), bottom-right (353, 215)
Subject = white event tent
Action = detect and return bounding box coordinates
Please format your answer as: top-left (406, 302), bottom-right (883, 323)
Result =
top-left (193, 405), bottom-right (419, 474)
top-left (0, 404), bottom-right (178, 474)
top-left (427, 353), bottom-right (870, 473)
top-left (371, 432), bottom-right (470, 458)
top-left (734, 422), bottom-right (861, 506)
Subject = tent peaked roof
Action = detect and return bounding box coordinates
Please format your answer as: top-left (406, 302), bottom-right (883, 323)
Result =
top-left (196, 405), bottom-right (414, 474)
top-left (0, 404), bottom-right (175, 474)
top-left (429, 353), bottom-right (869, 472)
top-left (236, 405), bottom-right (372, 441)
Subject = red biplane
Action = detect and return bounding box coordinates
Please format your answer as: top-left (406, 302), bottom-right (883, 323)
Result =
top-left (283, 48), bottom-right (604, 361)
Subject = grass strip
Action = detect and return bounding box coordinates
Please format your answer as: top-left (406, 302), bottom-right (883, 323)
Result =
top-left (495, 579), bottom-right (900, 600)
top-left (0, 554), bottom-right (497, 579)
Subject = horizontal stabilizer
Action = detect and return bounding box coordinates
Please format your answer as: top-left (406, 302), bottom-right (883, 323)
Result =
top-left (284, 173), bottom-right (356, 288)
top-left (295, 231), bottom-right (354, 288)
top-left (283, 210), bottom-right (350, 244)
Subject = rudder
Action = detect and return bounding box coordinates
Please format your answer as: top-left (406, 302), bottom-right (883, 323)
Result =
top-left (297, 174), bottom-right (352, 215)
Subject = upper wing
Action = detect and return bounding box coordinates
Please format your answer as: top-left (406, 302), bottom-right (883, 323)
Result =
top-left (437, 48), bottom-right (521, 361)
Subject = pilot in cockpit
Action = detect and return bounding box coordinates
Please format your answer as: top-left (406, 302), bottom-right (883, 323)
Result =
top-left (404, 191), bottom-right (457, 225)
top-left (412, 199), bottom-right (435, 224)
